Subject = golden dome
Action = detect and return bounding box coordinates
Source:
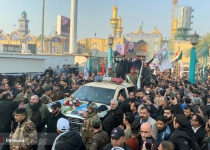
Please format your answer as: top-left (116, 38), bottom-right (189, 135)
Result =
top-left (135, 29), bottom-right (144, 34)
top-left (113, 5), bottom-right (118, 10)
top-left (151, 26), bottom-right (161, 34)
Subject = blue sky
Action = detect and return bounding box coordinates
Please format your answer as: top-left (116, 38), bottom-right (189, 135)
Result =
top-left (0, 0), bottom-right (209, 40)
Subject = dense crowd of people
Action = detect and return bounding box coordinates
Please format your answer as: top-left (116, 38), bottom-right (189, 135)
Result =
top-left (0, 57), bottom-right (210, 150)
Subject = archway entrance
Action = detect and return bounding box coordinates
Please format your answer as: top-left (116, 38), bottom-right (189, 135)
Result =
top-left (136, 40), bottom-right (148, 59)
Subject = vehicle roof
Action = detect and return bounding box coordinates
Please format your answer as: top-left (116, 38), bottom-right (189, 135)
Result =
top-left (84, 81), bottom-right (133, 89)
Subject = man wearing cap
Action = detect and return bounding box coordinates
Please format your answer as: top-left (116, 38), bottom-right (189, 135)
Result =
top-left (125, 67), bottom-right (138, 87)
top-left (40, 87), bottom-right (53, 104)
top-left (82, 102), bottom-right (98, 150)
top-left (37, 102), bottom-right (67, 150)
top-left (103, 127), bottom-right (132, 150)
top-left (107, 68), bottom-right (115, 77)
top-left (10, 108), bottom-right (38, 150)
top-left (52, 118), bottom-right (85, 150)
top-left (89, 116), bottom-right (110, 150)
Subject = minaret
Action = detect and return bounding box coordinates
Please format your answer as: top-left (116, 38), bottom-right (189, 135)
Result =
top-left (110, 5), bottom-right (118, 38)
top-left (69, 0), bottom-right (78, 54)
top-left (18, 10), bottom-right (29, 35)
top-left (116, 17), bottom-right (123, 38)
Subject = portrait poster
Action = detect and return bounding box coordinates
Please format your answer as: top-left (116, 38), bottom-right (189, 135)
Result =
top-left (114, 44), bottom-right (125, 57)
top-left (125, 42), bottom-right (137, 58)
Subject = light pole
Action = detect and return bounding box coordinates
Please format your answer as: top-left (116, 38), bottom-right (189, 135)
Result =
top-left (108, 36), bottom-right (114, 69)
top-left (189, 31), bottom-right (199, 84)
top-left (41, 0), bottom-right (45, 53)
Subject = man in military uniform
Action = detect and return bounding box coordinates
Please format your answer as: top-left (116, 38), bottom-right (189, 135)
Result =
top-left (126, 67), bottom-right (138, 87)
top-left (107, 68), bottom-right (115, 77)
top-left (90, 116), bottom-right (110, 150)
top-left (10, 108), bottom-right (38, 150)
top-left (82, 102), bottom-right (98, 150)
top-left (40, 87), bottom-right (53, 104)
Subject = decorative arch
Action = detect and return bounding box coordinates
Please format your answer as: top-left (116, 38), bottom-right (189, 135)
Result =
top-left (136, 40), bottom-right (149, 52)
top-left (24, 34), bottom-right (35, 41)
top-left (50, 36), bottom-right (61, 42)
top-left (9, 30), bottom-right (23, 40)
top-left (0, 33), bottom-right (8, 40)
top-left (92, 43), bottom-right (99, 47)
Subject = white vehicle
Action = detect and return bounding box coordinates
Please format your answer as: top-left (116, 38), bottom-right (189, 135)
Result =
top-left (47, 77), bottom-right (135, 132)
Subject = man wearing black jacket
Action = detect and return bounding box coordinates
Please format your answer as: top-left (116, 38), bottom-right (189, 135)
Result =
top-left (114, 55), bottom-right (128, 80)
top-left (0, 92), bottom-right (19, 145)
top-left (107, 99), bottom-right (123, 128)
top-left (169, 114), bottom-right (199, 150)
top-left (37, 102), bottom-right (67, 150)
top-left (118, 93), bottom-right (130, 113)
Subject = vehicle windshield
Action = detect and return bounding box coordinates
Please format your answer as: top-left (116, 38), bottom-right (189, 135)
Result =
top-left (72, 85), bottom-right (115, 105)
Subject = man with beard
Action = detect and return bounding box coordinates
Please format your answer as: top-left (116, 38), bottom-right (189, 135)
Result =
top-left (52, 84), bottom-right (65, 101)
top-left (135, 89), bottom-right (145, 102)
top-left (108, 99), bottom-right (123, 127)
top-left (10, 108), bottom-right (38, 150)
top-left (126, 42), bottom-right (136, 55)
top-left (14, 85), bottom-right (33, 104)
top-left (128, 92), bottom-right (137, 105)
top-left (13, 84), bottom-right (24, 98)
top-left (37, 102), bottom-right (67, 150)
top-left (25, 95), bottom-right (49, 150)
top-left (183, 105), bottom-right (194, 127)
top-left (0, 92), bottom-right (19, 145)
top-left (163, 107), bottom-right (175, 132)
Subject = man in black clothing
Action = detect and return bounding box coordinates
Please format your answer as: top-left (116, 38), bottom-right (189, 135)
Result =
top-left (114, 55), bottom-right (128, 80)
top-left (164, 107), bottom-right (175, 132)
top-left (118, 93), bottom-right (130, 113)
top-left (169, 114), bottom-right (198, 150)
top-left (0, 92), bottom-right (19, 144)
top-left (103, 127), bottom-right (132, 150)
top-left (190, 114), bottom-right (206, 147)
top-left (37, 102), bottom-right (67, 150)
top-left (107, 99), bottom-right (123, 128)
top-left (44, 67), bottom-right (53, 77)
top-left (72, 65), bottom-right (79, 76)
top-left (61, 80), bottom-right (71, 97)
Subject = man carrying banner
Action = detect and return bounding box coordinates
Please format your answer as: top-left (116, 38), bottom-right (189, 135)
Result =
top-left (126, 67), bottom-right (138, 88)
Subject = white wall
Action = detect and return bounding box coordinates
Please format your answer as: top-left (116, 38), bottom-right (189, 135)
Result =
top-left (0, 57), bottom-right (44, 73)
top-left (0, 54), bottom-right (75, 71)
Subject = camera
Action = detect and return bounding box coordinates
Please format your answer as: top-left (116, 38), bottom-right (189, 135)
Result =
top-left (194, 105), bottom-right (200, 114)
top-left (145, 137), bottom-right (152, 149)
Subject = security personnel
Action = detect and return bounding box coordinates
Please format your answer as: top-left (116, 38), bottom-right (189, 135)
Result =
top-left (107, 68), bottom-right (115, 77)
top-left (126, 67), bottom-right (138, 87)
top-left (82, 102), bottom-right (97, 150)
top-left (90, 117), bottom-right (110, 150)
top-left (10, 108), bottom-right (38, 150)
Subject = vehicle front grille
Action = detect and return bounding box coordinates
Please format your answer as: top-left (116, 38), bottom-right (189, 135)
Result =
top-left (67, 117), bottom-right (84, 133)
